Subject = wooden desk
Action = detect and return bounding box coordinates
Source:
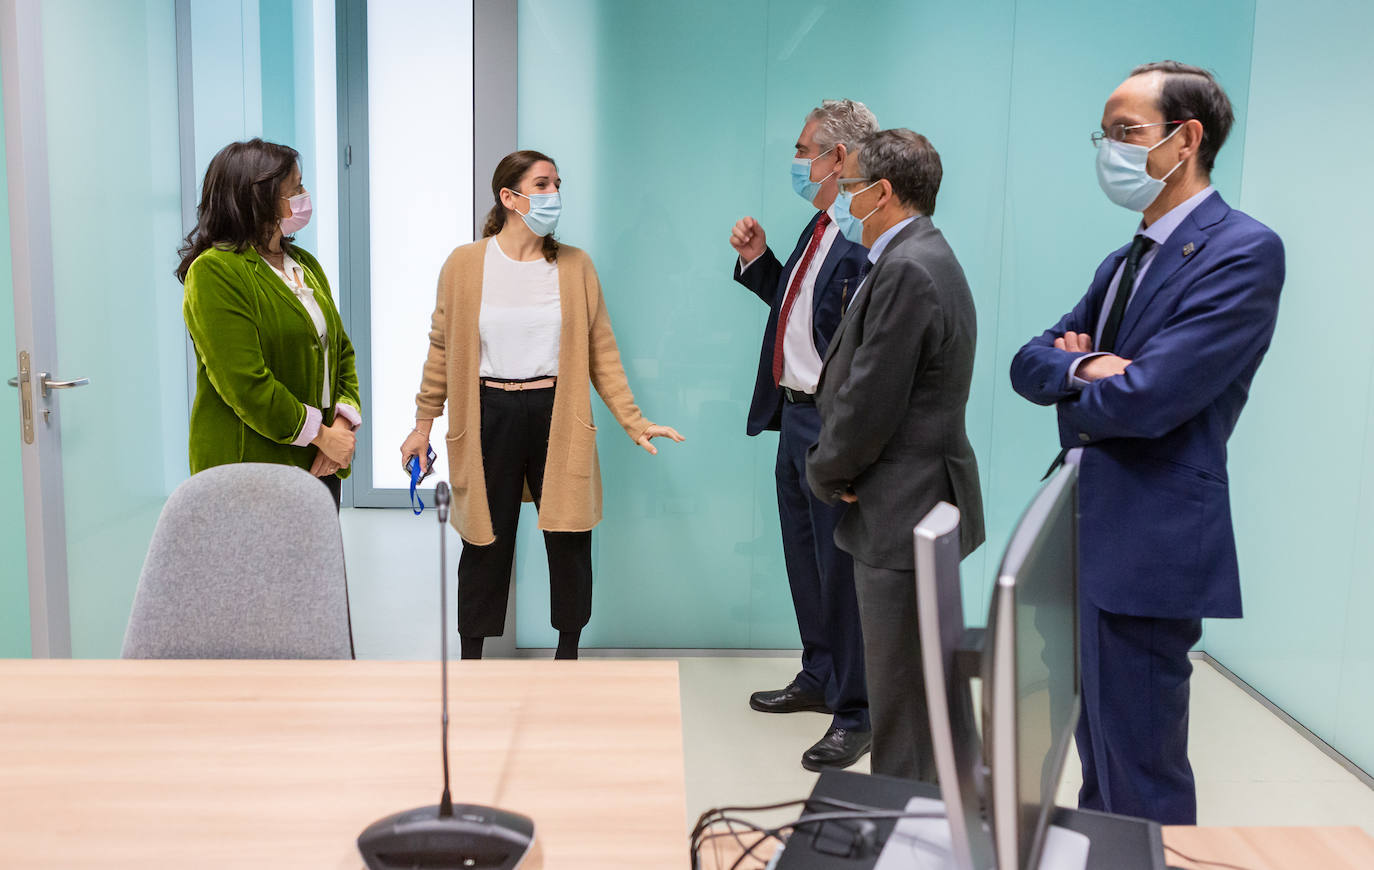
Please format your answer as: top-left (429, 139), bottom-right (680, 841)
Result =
top-left (701, 823), bottom-right (1374, 869)
top-left (0, 659), bottom-right (688, 869)
top-left (1161, 825), bottom-right (1374, 869)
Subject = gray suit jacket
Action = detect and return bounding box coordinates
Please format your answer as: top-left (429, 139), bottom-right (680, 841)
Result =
top-left (806, 217), bottom-right (985, 569)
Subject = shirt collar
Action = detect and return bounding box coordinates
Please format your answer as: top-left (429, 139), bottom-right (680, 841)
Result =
top-left (867, 215), bottom-right (921, 264)
top-left (1139, 185), bottom-right (1214, 246)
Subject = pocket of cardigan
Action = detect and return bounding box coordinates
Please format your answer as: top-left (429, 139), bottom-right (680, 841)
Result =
top-left (445, 428), bottom-right (468, 491)
top-left (567, 414), bottom-right (597, 478)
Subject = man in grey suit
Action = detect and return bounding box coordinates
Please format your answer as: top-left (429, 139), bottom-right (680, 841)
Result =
top-left (806, 128), bottom-right (985, 781)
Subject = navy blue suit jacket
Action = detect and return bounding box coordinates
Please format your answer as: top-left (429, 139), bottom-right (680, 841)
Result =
top-left (733, 212), bottom-right (871, 435)
top-left (1010, 192), bottom-right (1284, 619)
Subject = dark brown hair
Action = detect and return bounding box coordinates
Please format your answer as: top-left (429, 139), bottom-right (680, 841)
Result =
top-left (482, 150), bottom-right (559, 263)
top-left (175, 138), bottom-right (300, 283)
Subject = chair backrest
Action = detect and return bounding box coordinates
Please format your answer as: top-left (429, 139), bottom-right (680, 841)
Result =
top-left (122, 463), bottom-right (352, 659)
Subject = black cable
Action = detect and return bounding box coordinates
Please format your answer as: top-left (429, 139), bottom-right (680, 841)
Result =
top-left (784, 808), bottom-right (949, 829)
top-left (690, 815), bottom-right (780, 870)
top-left (691, 798), bottom-right (807, 839)
top-left (727, 830), bottom-right (781, 870)
top-left (690, 799), bottom-right (808, 867)
top-left (1164, 843), bottom-right (1255, 870)
top-left (690, 797), bottom-right (949, 869)
top-left (704, 817), bottom-right (758, 865)
top-left (690, 794), bottom-right (901, 845)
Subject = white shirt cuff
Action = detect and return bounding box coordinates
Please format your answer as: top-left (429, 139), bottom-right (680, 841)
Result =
top-left (334, 402), bottom-right (362, 431)
top-left (1066, 353), bottom-right (1108, 389)
top-left (292, 405), bottom-right (323, 446)
top-left (738, 253), bottom-right (763, 273)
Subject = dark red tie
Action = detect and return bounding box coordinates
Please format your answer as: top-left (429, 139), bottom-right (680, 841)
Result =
top-left (772, 212), bottom-right (831, 387)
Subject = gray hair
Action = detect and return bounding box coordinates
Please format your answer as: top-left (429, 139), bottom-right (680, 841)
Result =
top-left (857, 128), bottom-right (943, 215)
top-left (806, 99), bottom-right (879, 153)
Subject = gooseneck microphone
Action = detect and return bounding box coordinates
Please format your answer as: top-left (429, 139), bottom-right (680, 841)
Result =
top-left (437, 481), bottom-right (454, 819)
top-left (357, 480), bottom-right (542, 869)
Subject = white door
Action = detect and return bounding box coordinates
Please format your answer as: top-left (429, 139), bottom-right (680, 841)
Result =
top-left (2, 0), bottom-right (186, 656)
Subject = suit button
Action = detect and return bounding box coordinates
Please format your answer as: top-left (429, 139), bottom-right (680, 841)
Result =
top-left (1078, 433), bottom-right (1090, 443)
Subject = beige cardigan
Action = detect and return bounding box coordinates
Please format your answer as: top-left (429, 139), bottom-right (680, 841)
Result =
top-left (415, 238), bottom-right (652, 544)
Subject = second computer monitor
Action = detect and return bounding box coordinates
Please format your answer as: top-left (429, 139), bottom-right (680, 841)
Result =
top-left (983, 463), bottom-right (1080, 870)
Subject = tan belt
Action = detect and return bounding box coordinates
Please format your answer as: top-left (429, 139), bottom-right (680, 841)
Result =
top-left (482, 377), bottom-right (557, 391)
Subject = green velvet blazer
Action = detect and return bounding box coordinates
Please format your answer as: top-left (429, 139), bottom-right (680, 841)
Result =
top-left (183, 245), bottom-right (361, 478)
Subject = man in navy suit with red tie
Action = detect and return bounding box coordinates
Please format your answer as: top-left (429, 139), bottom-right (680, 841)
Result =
top-left (729, 100), bottom-right (877, 771)
top-left (1012, 62), bottom-right (1285, 824)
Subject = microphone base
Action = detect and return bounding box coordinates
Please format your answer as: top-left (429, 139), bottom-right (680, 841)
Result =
top-left (357, 802), bottom-right (541, 869)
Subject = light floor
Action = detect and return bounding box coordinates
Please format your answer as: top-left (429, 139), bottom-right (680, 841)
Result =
top-left (678, 656), bottom-right (1374, 835)
top-left (338, 511), bottom-right (1374, 837)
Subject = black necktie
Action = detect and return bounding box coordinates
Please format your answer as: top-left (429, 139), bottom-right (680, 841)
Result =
top-left (1041, 233), bottom-right (1154, 481)
top-left (1098, 234), bottom-right (1153, 354)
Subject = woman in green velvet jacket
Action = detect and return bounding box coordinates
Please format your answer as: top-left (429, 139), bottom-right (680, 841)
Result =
top-left (177, 139), bottom-right (361, 508)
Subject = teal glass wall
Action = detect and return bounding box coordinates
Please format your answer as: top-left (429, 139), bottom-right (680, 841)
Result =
top-left (0, 75), bottom-right (31, 658)
top-left (513, 0), bottom-right (1255, 648)
top-left (1204, 0), bottom-right (1374, 776)
top-left (187, 0), bottom-right (315, 255)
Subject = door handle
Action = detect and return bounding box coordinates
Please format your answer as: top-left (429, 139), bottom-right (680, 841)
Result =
top-left (5, 377), bottom-right (15, 387)
top-left (39, 374), bottom-right (90, 398)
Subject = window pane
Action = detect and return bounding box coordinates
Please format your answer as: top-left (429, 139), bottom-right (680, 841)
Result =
top-left (366, 0), bottom-right (474, 488)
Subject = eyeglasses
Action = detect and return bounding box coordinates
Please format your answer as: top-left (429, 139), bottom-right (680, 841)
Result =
top-left (1090, 120), bottom-right (1184, 147)
top-left (837, 176), bottom-right (873, 193)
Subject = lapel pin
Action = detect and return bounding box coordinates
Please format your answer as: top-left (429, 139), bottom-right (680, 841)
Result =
top-left (1182, 241), bottom-right (1195, 257)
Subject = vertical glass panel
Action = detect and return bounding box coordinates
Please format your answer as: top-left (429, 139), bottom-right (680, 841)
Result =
top-left (515, 0), bottom-right (1257, 650)
top-left (1208, 0), bottom-right (1374, 773)
top-left (366, 0), bottom-right (474, 489)
top-left (985, 0), bottom-right (1255, 642)
top-left (516, 0), bottom-right (771, 648)
top-left (0, 75), bottom-right (31, 658)
top-left (758, 0), bottom-right (1018, 629)
top-left (40, 0), bottom-right (185, 656)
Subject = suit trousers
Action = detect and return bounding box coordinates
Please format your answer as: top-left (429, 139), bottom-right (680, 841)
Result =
top-left (853, 558), bottom-right (935, 780)
top-left (1076, 595), bottom-right (1203, 825)
top-left (776, 400), bottom-right (868, 731)
top-left (456, 384), bottom-right (593, 638)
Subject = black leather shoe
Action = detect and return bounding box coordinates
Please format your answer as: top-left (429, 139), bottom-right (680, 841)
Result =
top-left (749, 681), bottom-right (829, 714)
top-left (801, 727), bottom-right (872, 772)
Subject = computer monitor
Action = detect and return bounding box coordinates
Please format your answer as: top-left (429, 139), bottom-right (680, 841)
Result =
top-left (982, 463), bottom-right (1080, 870)
top-left (915, 503), bottom-right (995, 870)
top-left (914, 463), bottom-right (1079, 870)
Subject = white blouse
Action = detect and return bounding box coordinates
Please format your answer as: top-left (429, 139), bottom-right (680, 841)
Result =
top-left (267, 252), bottom-right (330, 408)
top-left (478, 238), bottom-right (561, 379)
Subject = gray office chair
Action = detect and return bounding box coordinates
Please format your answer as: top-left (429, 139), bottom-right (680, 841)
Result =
top-left (122, 463), bottom-right (353, 659)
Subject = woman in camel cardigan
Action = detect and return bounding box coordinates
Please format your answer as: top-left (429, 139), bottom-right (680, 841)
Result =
top-left (400, 150), bottom-right (683, 660)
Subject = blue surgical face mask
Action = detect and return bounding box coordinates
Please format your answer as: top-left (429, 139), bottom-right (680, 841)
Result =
top-left (1095, 125), bottom-right (1184, 212)
top-left (831, 181), bottom-right (880, 244)
top-left (508, 189), bottom-right (561, 236)
top-left (790, 147), bottom-right (835, 205)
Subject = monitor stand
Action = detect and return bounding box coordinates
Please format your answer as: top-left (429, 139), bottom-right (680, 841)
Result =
top-left (872, 797), bottom-right (1089, 870)
top-left (773, 770), bottom-right (1165, 870)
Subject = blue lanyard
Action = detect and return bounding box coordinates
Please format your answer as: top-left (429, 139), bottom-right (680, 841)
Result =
top-left (409, 458), bottom-right (425, 515)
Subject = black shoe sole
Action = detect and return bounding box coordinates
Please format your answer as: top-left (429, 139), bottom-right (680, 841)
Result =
top-left (749, 697), bottom-right (831, 714)
top-left (800, 743), bottom-right (872, 772)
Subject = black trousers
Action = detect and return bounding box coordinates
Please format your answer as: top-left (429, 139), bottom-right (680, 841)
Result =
top-left (456, 384), bottom-right (593, 638)
top-left (321, 473), bottom-right (341, 511)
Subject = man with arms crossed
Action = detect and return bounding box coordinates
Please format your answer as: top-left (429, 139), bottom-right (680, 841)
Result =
top-left (1011, 62), bottom-right (1284, 824)
top-left (729, 100), bottom-right (877, 771)
top-left (807, 129), bottom-right (985, 781)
